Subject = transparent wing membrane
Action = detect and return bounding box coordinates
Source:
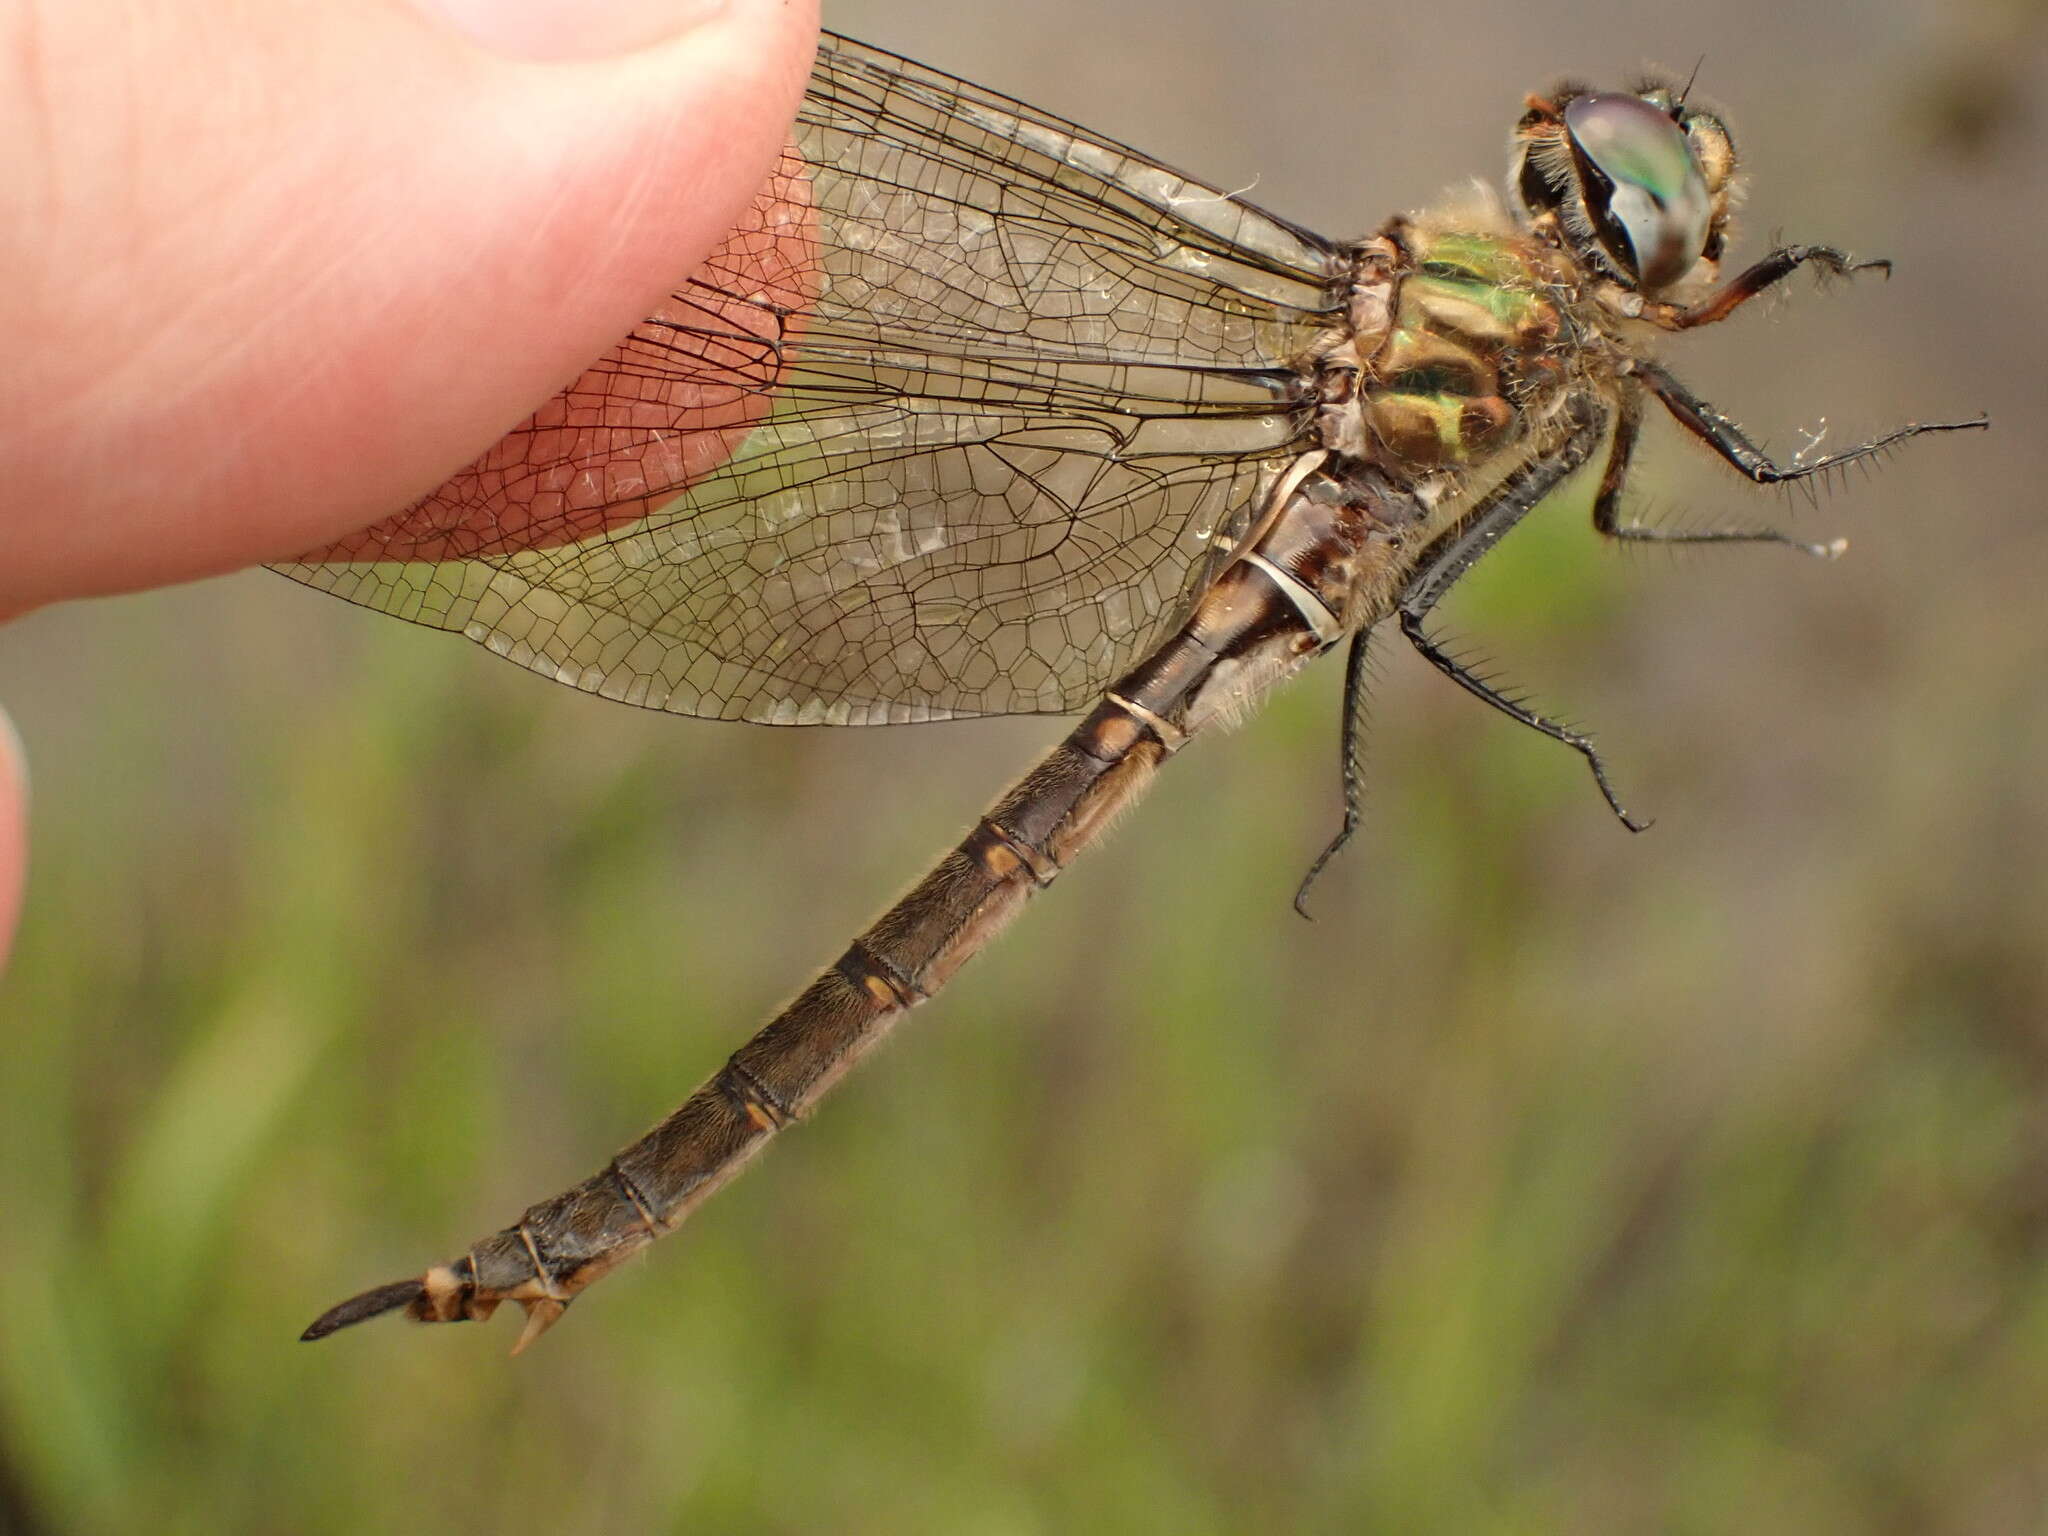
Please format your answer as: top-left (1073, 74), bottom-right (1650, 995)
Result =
top-left (276, 33), bottom-right (1338, 723)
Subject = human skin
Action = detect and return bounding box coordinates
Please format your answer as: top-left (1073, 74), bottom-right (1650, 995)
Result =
top-left (0, 0), bottom-right (822, 965)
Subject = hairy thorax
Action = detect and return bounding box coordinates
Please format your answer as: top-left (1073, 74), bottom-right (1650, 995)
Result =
top-left (1308, 194), bottom-right (1631, 534)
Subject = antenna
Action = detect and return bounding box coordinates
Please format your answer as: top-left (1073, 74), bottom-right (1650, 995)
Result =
top-left (1677, 54), bottom-right (1706, 108)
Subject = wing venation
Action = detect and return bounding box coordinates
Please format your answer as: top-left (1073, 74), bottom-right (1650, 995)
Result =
top-left (276, 32), bottom-right (1338, 722)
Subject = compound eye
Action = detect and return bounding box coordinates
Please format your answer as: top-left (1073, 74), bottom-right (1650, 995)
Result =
top-left (1563, 92), bottom-right (1712, 292)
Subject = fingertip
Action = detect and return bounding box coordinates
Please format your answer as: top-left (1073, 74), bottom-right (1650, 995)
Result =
top-left (411, 0), bottom-right (731, 61)
top-left (271, 0), bottom-right (822, 559)
top-left (3, 0), bottom-right (821, 609)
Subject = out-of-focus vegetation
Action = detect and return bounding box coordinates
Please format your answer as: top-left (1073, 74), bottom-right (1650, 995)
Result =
top-left (4, 2), bottom-right (2046, 1531)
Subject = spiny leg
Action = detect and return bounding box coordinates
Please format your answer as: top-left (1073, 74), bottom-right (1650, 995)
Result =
top-left (1388, 408), bottom-right (1637, 830)
top-left (1594, 382), bottom-right (1847, 558)
top-left (1648, 244), bottom-right (1891, 331)
top-left (1293, 628), bottom-right (1373, 920)
top-left (1635, 357), bottom-right (1988, 488)
top-left (1397, 610), bottom-right (1648, 833)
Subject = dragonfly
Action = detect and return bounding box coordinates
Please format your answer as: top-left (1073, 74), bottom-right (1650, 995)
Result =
top-left (285, 32), bottom-right (1984, 1352)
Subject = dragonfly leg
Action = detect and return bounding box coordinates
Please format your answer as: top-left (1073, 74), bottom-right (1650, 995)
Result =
top-left (1649, 244), bottom-right (1890, 330)
top-left (1635, 358), bottom-right (1989, 489)
top-left (1594, 383), bottom-right (1846, 559)
top-left (1293, 628), bottom-right (1374, 919)
top-left (1398, 610), bottom-right (1648, 833)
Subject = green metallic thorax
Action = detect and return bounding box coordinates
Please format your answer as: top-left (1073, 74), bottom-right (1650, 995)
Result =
top-left (1360, 225), bottom-right (1571, 471)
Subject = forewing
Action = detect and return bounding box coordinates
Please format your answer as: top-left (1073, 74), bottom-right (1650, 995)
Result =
top-left (276, 32), bottom-right (1339, 723)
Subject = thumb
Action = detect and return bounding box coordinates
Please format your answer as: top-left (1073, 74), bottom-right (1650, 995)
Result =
top-left (416, 0), bottom-right (763, 62)
top-left (2, 0), bottom-right (818, 615)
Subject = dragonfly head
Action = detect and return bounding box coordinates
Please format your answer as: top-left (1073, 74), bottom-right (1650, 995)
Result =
top-left (1512, 79), bottom-right (1738, 298)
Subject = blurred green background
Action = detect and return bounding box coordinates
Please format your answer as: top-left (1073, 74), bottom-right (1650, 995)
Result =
top-left (6, 0), bottom-right (2047, 1530)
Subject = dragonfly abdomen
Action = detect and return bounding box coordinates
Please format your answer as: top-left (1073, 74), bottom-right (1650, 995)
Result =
top-left (303, 451), bottom-right (1409, 1351)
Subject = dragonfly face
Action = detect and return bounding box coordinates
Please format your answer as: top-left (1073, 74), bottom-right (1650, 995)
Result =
top-left (1514, 82), bottom-right (1736, 297)
top-left (284, 35), bottom-right (1984, 1349)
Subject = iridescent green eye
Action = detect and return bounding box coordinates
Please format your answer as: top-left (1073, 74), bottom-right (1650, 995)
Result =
top-left (1564, 92), bottom-right (1712, 291)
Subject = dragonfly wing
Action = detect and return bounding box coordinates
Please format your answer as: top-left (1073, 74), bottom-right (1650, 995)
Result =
top-left (276, 32), bottom-right (1339, 723)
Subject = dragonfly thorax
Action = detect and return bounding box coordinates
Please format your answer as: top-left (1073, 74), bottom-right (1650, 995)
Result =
top-left (1312, 219), bottom-right (1584, 485)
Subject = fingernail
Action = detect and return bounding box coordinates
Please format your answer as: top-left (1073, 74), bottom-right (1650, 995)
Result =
top-left (413, 0), bottom-right (729, 61)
